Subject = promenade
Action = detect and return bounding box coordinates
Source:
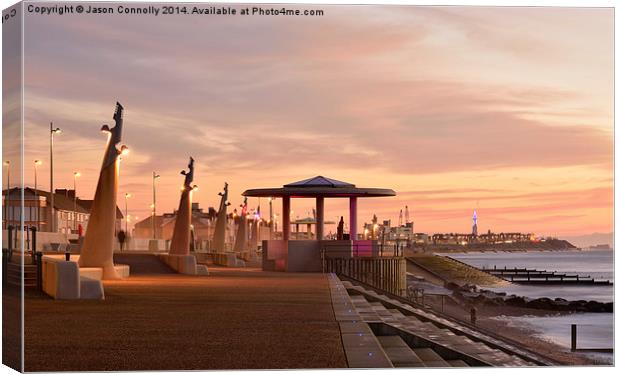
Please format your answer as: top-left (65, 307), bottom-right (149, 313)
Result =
top-left (22, 268), bottom-right (347, 371)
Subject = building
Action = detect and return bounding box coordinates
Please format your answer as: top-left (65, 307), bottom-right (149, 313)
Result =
top-left (133, 202), bottom-right (217, 241)
top-left (2, 187), bottom-right (123, 235)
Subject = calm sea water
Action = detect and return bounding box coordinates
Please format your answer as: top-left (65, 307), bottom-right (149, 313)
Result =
top-left (443, 250), bottom-right (614, 302)
top-left (491, 313), bottom-right (614, 364)
top-left (442, 250), bottom-right (614, 364)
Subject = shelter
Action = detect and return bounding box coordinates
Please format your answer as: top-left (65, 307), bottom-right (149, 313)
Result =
top-left (243, 176), bottom-right (395, 241)
top-left (242, 176), bottom-right (395, 272)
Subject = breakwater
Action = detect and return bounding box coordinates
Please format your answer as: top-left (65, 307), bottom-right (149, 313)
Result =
top-left (480, 266), bottom-right (612, 286)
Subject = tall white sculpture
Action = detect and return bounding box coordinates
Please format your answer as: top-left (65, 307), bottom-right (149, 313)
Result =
top-left (169, 157), bottom-right (196, 255)
top-left (233, 197), bottom-right (248, 252)
top-left (212, 183), bottom-right (230, 252)
top-left (78, 102), bottom-right (128, 279)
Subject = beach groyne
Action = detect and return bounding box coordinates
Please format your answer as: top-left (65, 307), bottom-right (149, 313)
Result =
top-left (481, 266), bottom-right (612, 286)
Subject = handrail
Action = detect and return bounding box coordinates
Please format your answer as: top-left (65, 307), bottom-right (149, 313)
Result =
top-left (321, 249), bottom-right (406, 296)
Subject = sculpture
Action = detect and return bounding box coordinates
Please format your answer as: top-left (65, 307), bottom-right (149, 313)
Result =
top-left (169, 157), bottom-right (196, 255)
top-left (78, 102), bottom-right (128, 279)
top-left (233, 197), bottom-right (248, 253)
top-left (212, 182), bottom-right (230, 252)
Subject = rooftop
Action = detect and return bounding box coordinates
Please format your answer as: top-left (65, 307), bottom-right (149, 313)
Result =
top-left (243, 175), bottom-right (396, 198)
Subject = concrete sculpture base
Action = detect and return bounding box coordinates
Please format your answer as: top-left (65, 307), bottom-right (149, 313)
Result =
top-left (159, 254), bottom-right (208, 275)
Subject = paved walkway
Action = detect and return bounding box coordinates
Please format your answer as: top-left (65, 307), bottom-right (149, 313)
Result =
top-left (23, 268), bottom-right (347, 371)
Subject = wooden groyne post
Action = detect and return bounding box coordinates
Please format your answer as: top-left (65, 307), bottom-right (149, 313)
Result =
top-left (571, 324), bottom-right (577, 351)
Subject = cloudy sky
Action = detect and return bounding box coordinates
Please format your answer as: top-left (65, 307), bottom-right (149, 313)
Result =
top-left (16, 3), bottom-right (613, 236)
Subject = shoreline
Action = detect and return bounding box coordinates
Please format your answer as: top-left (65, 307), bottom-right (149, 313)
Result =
top-left (422, 295), bottom-right (609, 365)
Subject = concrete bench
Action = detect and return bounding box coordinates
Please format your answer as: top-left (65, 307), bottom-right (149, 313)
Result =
top-left (159, 254), bottom-right (207, 275)
top-left (42, 256), bottom-right (81, 300)
top-left (213, 252), bottom-right (245, 267)
top-left (80, 276), bottom-right (105, 300)
top-left (197, 264), bottom-right (209, 275)
top-left (42, 255), bottom-right (130, 300)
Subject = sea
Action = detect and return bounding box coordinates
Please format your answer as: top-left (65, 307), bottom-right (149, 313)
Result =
top-left (439, 250), bottom-right (614, 363)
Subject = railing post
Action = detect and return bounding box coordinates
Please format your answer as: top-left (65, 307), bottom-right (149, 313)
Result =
top-left (30, 226), bottom-right (37, 264)
top-left (7, 225), bottom-right (13, 262)
top-left (2, 249), bottom-right (8, 286)
top-left (571, 324), bottom-right (577, 351)
top-left (36, 252), bottom-right (43, 292)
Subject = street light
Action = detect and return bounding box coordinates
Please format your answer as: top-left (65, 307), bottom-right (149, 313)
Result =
top-left (268, 197), bottom-right (274, 239)
top-left (50, 123), bottom-right (61, 232)
top-left (152, 172), bottom-right (160, 239)
top-left (73, 171), bottom-right (80, 232)
top-left (3, 160), bottom-right (10, 229)
top-left (124, 193), bottom-right (131, 233)
top-left (34, 160), bottom-right (42, 230)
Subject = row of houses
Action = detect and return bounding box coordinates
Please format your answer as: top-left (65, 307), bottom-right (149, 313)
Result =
top-left (3, 188), bottom-right (270, 248)
top-left (3, 187), bottom-right (123, 234)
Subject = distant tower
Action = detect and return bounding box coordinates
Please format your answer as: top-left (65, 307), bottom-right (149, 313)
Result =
top-left (398, 209), bottom-right (403, 227)
top-left (472, 210), bottom-right (478, 236)
top-left (405, 205), bottom-right (410, 224)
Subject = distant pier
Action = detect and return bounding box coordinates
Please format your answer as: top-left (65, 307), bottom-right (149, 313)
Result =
top-left (480, 265), bottom-right (612, 286)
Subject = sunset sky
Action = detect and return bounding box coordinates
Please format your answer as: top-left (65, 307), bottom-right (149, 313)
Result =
top-left (12, 4), bottom-right (613, 236)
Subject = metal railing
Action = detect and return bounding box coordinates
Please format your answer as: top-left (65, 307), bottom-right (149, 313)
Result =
top-left (2, 225), bottom-right (43, 291)
top-left (321, 248), bottom-right (406, 296)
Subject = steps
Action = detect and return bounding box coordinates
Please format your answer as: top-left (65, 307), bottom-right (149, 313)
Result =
top-left (6, 262), bottom-right (38, 288)
top-left (377, 336), bottom-right (425, 367)
top-left (338, 278), bottom-right (552, 367)
top-left (327, 274), bottom-right (393, 368)
top-left (412, 348), bottom-right (452, 367)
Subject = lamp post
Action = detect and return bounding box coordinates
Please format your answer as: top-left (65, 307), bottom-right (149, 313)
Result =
top-left (268, 197), bottom-right (273, 239)
top-left (34, 160), bottom-right (42, 230)
top-left (73, 172), bottom-right (80, 232)
top-left (3, 160), bottom-right (10, 229)
top-left (152, 172), bottom-right (160, 239)
top-left (124, 193), bottom-right (131, 234)
top-left (49, 123), bottom-right (61, 232)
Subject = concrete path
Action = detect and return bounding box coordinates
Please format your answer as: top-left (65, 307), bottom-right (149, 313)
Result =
top-left (23, 269), bottom-right (346, 371)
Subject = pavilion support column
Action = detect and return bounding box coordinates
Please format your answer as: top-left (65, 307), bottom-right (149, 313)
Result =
top-left (282, 196), bottom-right (291, 241)
top-left (349, 197), bottom-right (357, 241)
top-left (316, 197), bottom-right (324, 240)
